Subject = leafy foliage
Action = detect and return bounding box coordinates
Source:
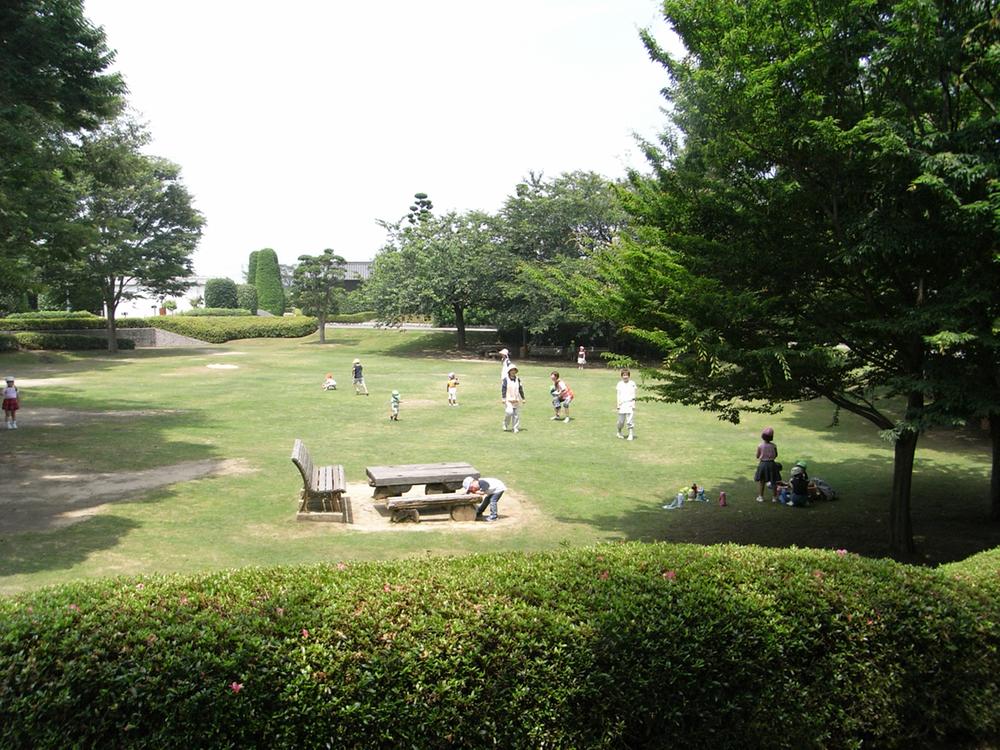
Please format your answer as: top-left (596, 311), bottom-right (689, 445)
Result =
top-left (0, 543), bottom-right (996, 748)
top-left (177, 308), bottom-right (253, 317)
top-left (203, 278), bottom-right (239, 309)
top-left (145, 315), bottom-right (317, 343)
top-left (288, 249), bottom-right (346, 343)
top-left (11, 332), bottom-right (134, 350)
top-left (236, 284), bottom-right (258, 315)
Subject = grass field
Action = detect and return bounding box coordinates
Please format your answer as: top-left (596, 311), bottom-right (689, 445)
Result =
top-left (1, 327), bottom-right (996, 594)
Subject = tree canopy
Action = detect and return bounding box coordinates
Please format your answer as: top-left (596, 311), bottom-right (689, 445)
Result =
top-left (568, 0), bottom-right (1000, 555)
top-left (289, 249), bottom-right (346, 343)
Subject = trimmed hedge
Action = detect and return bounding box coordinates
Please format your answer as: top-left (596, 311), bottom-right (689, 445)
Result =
top-left (0, 543), bottom-right (997, 749)
top-left (328, 311), bottom-right (377, 323)
top-left (146, 315), bottom-right (317, 343)
top-left (4, 310), bottom-right (100, 319)
top-left (12, 332), bottom-right (135, 350)
top-left (0, 316), bottom-right (107, 331)
top-left (177, 308), bottom-right (253, 317)
top-left (237, 284), bottom-right (258, 315)
top-left (0, 333), bottom-right (17, 351)
top-left (204, 278), bottom-right (239, 309)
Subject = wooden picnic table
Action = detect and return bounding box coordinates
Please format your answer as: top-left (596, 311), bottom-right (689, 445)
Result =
top-left (365, 462), bottom-right (480, 500)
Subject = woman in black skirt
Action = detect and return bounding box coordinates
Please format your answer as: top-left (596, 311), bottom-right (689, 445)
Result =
top-left (754, 427), bottom-right (781, 502)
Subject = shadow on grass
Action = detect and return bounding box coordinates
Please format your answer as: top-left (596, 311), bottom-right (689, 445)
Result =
top-left (381, 331), bottom-right (504, 359)
top-left (560, 454), bottom-right (999, 566)
top-left (0, 515), bottom-right (141, 579)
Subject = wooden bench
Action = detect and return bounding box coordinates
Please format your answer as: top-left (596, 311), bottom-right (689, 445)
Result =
top-left (291, 439), bottom-right (352, 523)
top-left (386, 492), bottom-right (482, 523)
top-left (366, 462), bottom-right (479, 500)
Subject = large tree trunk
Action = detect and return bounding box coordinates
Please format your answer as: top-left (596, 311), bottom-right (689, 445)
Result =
top-left (990, 412), bottom-right (1000, 522)
top-left (453, 304), bottom-right (466, 348)
top-left (105, 307), bottom-right (118, 353)
top-left (889, 427), bottom-right (918, 556)
top-left (317, 314), bottom-right (326, 344)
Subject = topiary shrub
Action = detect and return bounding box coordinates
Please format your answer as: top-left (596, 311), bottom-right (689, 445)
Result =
top-left (247, 250), bottom-right (259, 285)
top-left (13, 332), bottom-right (135, 350)
top-left (203, 278), bottom-right (239, 309)
top-left (0, 543), bottom-right (997, 749)
top-left (236, 284), bottom-right (258, 315)
top-left (253, 248), bottom-right (285, 316)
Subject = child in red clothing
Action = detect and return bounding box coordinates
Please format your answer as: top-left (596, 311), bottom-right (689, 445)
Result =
top-left (754, 426), bottom-right (780, 502)
top-left (3, 375), bottom-right (19, 429)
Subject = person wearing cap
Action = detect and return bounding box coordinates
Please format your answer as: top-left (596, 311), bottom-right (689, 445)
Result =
top-left (498, 348), bottom-right (512, 385)
top-left (463, 475), bottom-right (505, 522)
top-left (446, 372), bottom-right (460, 406)
top-left (2, 376), bottom-right (18, 429)
top-left (351, 358), bottom-right (369, 395)
top-left (501, 365), bottom-right (525, 433)
top-left (389, 390), bottom-right (401, 421)
top-left (788, 460), bottom-right (810, 507)
top-left (754, 427), bottom-right (780, 503)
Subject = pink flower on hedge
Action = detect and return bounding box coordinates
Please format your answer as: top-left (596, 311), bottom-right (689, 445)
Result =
top-left (229, 682), bottom-right (243, 693)
top-left (276, 607), bottom-right (285, 617)
top-left (135, 583), bottom-right (145, 591)
top-left (301, 628), bottom-right (309, 639)
top-left (337, 562), bottom-right (347, 571)
top-left (836, 549), bottom-right (848, 556)
top-left (663, 570), bottom-right (677, 581)
top-left (383, 583), bottom-right (392, 593)
top-left (67, 603), bottom-right (79, 612)
top-left (178, 596), bottom-right (189, 606)
top-left (598, 570), bottom-right (609, 580)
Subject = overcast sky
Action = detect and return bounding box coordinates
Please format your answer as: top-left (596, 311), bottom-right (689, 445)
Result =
top-left (83, 0), bottom-right (680, 279)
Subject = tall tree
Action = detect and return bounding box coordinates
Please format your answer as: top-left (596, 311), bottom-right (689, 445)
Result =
top-left (367, 210), bottom-right (505, 347)
top-left (0, 0), bottom-right (124, 281)
top-left (254, 248), bottom-right (285, 316)
top-left (289, 249), bottom-right (346, 343)
top-left (62, 116), bottom-right (203, 351)
top-left (572, 0), bottom-right (1000, 556)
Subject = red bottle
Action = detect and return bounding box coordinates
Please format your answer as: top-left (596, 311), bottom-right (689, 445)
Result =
top-left (718, 491), bottom-right (727, 507)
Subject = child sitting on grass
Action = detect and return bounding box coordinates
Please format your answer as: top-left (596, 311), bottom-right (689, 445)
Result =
top-left (322, 373), bottom-right (337, 391)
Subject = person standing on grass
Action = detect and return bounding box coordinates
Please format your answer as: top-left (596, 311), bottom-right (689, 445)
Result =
top-left (577, 345), bottom-right (587, 369)
top-left (501, 365), bottom-right (525, 433)
top-left (352, 358), bottom-right (369, 396)
top-left (549, 371), bottom-right (574, 422)
top-left (389, 390), bottom-right (401, 421)
top-left (463, 475), bottom-right (505, 522)
top-left (3, 375), bottom-right (19, 429)
top-left (446, 372), bottom-right (460, 406)
top-left (498, 348), bottom-right (512, 384)
top-left (754, 427), bottom-right (781, 503)
top-left (616, 368), bottom-right (637, 440)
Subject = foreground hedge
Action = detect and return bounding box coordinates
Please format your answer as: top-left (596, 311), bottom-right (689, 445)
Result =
top-left (1, 543), bottom-right (997, 749)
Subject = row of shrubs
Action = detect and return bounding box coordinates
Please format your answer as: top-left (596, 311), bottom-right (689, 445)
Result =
top-left (0, 316), bottom-right (318, 343)
top-left (3, 310), bottom-right (100, 319)
top-left (177, 307), bottom-right (254, 317)
top-left (1, 542), bottom-right (997, 749)
top-left (0, 332), bottom-right (134, 351)
top-left (327, 311), bottom-right (377, 323)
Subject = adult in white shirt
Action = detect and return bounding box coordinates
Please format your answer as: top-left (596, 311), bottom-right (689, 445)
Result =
top-left (463, 475), bottom-right (506, 522)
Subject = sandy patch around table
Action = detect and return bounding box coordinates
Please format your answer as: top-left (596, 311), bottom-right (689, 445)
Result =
top-left (7, 377), bottom-right (80, 387)
top-left (0, 454), bottom-right (254, 534)
top-left (323, 481), bottom-right (541, 532)
top-left (206, 363), bottom-right (240, 370)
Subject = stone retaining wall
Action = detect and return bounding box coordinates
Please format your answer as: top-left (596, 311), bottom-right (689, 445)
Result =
top-left (3, 328), bottom-right (210, 348)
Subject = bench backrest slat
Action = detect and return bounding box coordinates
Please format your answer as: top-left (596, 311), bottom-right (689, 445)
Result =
top-left (291, 439), bottom-right (314, 487)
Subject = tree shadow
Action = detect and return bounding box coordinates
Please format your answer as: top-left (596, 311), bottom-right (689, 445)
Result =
top-left (557, 453), bottom-right (998, 566)
top-left (0, 515), bottom-right (142, 578)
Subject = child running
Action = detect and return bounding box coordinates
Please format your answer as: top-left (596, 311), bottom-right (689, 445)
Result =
top-left (389, 390), bottom-right (401, 421)
top-left (3, 375), bottom-right (19, 429)
top-left (352, 358), bottom-right (369, 396)
top-left (615, 368), bottom-right (636, 440)
top-left (549, 371), bottom-right (574, 422)
top-left (446, 372), bottom-right (460, 406)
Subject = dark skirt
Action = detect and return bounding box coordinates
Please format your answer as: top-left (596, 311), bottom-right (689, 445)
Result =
top-left (754, 460), bottom-right (781, 484)
top-left (2, 398), bottom-right (17, 412)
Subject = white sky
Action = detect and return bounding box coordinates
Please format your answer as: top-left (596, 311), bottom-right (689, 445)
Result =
top-left (84, 0), bottom-right (679, 279)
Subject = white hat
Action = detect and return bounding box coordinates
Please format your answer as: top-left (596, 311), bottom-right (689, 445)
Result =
top-left (462, 476), bottom-right (476, 492)
top-left (3, 376), bottom-right (12, 382)
top-left (448, 372), bottom-right (455, 378)
top-left (352, 358), bottom-right (360, 364)
top-left (499, 348), bottom-right (509, 356)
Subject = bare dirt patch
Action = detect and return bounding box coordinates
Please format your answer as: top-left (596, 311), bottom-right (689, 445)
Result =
top-left (7, 377), bottom-right (79, 388)
top-left (0, 455), bottom-right (254, 534)
top-left (206, 363), bottom-right (240, 370)
top-left (23, 407), bottom-right (182, 427)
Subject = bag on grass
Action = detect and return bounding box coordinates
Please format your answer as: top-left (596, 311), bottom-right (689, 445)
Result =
top-left (812, 478), bottom-right (837, 500)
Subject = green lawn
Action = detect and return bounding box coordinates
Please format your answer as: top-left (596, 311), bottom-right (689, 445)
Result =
top-left (1, 327), bottom-right (996, 594)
